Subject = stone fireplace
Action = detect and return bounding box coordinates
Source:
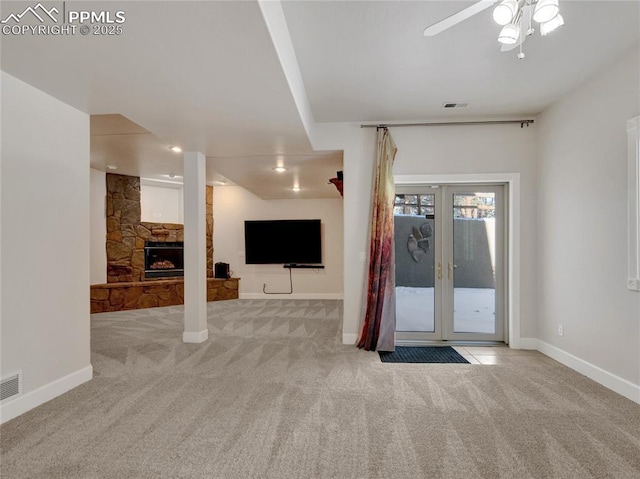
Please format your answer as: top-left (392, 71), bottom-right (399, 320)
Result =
top-left (105, 173), bottom-right (213, 282)
top-left (91, 173), bottom-right (239, 314)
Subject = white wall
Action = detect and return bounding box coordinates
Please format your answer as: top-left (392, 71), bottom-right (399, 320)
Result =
top-left (537, 46), bottom-right (640, 399)
top-left (1, 72), bottom-right (92, 423)
top-left (90, 168), bottom-right (106, 284)
top-left (140, 180), bottom-right (183, 224)
top-left (311, 122), bottom-right (538, 344)
top-left (213, 186), bottom-right (344, 299)
top-left (312, 124), bottom-right (376, 341)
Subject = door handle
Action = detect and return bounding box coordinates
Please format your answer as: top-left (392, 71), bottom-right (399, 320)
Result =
top-left (437, 262), bottom-right (442, 280)
top-left (448, 262), bottom-right (458, 279)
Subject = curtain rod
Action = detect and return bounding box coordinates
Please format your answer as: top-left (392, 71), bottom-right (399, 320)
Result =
top-left (360, 119), bottom-right (534, 129)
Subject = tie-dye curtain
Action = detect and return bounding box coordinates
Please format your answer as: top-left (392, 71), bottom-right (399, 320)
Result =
top-left (357, 128), bottom-right (397, 351)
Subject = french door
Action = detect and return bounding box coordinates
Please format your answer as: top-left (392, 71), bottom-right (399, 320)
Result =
top-left (394, 184), bottom-right (506, 342)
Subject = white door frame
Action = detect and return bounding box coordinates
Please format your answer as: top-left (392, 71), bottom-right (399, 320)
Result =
top-left (395, 173), bottom-right (522, 348)
top-left (442, 184), bottom-right (506, 341)
top-left (394, 186), bottom-right (443, 341)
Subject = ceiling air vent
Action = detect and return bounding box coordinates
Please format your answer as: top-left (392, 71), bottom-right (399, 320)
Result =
top-left (442, 102), bottom-right (469, 109)
top-left (1, 372), bottom-right (22, 402)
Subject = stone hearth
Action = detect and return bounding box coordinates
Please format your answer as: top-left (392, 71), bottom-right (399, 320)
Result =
top-left (90, 278), bottom-right (239, 313)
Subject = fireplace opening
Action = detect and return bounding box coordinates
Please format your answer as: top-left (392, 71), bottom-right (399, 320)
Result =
top-left (144, 241), bottom-right (184, 278)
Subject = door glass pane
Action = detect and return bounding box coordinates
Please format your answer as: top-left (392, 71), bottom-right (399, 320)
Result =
top-left (452, 192), bottom-right (496, 333)
top-left (420, 195), bottom-right (434, 206)
top-left (421, 206), bottom-right (435, 216)
top-left (395, 194), bottom-right (436, 332)
top-left (404, 206), bottom-right (419, 215)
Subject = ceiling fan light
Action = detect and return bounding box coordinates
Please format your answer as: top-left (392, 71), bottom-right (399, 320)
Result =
top-left (533, 0), bottom-right (560, 23)
top-left (540, 13), bottom-right (564, 35)
top-left (493, 0), bottom-right (518, 26)
top-left (498, 23), bottom-right (520, 45)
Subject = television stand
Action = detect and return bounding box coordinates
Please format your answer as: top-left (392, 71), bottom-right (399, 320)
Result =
top-left (283, 264), bottom-right (325, 269)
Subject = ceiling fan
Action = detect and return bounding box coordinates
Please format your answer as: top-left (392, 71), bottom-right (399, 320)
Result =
top-left (423, 0), bottom-right (565, 59)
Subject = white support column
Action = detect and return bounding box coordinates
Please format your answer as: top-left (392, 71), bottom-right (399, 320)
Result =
top-left (183, 151), bottom-right (208, 343)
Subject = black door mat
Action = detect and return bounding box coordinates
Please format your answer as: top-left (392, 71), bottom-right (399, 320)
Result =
top-left (379, 346), bottom-right (470, 364)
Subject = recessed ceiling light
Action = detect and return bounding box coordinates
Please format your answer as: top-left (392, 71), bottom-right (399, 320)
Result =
top-left (105, 165), bottom-right (118, 170)
top-left (272, 166), bottom-right (288, 173)
top-left (169, 146), bottom-right (182, 153)
top-left (291, 186), bottom-right (301, 192)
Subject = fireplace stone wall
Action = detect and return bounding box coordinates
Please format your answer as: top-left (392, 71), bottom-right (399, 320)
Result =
top-left (105, 173), bottom-right (213, 282)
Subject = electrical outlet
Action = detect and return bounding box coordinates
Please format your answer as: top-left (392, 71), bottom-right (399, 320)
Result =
top-left (558, 325), bottom-right (564, 337)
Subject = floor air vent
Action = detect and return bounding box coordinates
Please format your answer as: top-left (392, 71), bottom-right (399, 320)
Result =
top-left (1, 372), bottom-right (21, 401)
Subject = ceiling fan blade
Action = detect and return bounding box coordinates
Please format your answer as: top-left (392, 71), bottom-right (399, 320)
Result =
top-left (423, 0), bottom-right (498, 36)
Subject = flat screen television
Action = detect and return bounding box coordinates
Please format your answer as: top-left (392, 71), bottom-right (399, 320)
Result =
top-left (244, 219), bottom-right (322, 265)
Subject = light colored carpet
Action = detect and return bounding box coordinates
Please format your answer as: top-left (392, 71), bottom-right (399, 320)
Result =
top-left (1, 299), bottom-right (639, 478)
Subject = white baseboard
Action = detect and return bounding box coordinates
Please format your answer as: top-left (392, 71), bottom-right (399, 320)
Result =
top-left (183, 329), bottom-right (209, 343)
top-left (0, 365), bottom-right (93, 425)
top-left (342, 333), bottom-right (357, 345)
top-left (239, 293), bottom-right (344, 300)
top-left (536, 340), bottom-right (640, 404)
